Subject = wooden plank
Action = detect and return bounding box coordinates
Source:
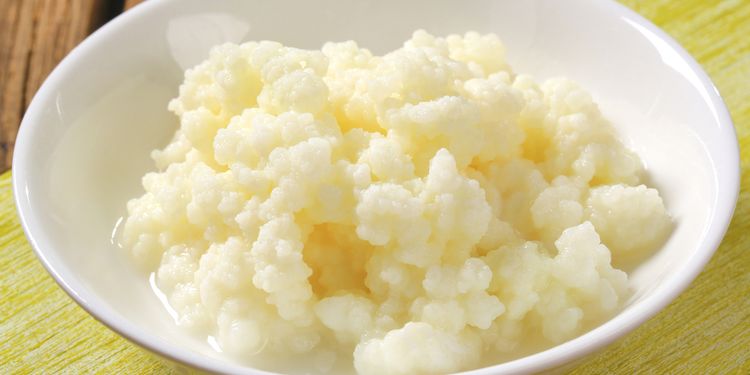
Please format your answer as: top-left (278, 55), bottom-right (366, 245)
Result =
top-left (125, 0), bottom-right (145, 10)
top-left (0, 0), bottom-right (109, 173)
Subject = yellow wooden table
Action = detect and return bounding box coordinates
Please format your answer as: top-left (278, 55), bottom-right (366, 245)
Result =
top-left (1, 0), bottom-right (748, 373)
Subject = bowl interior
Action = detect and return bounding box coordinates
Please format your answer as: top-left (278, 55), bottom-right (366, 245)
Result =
top-left (13, 0), bottom-right (738, 374)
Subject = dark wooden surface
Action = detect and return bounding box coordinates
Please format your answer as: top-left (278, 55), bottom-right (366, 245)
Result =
top-left (0, 0), bottom-right (144, 173)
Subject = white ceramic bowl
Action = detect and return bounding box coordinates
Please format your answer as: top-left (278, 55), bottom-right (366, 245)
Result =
top-left (12, 0), bottom-right (739, 374)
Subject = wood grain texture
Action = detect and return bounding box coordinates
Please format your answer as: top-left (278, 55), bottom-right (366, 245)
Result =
top-left (125, 0), bottom-right (145, 10)
top-left (0, 0), bottom-right (748, 373)
top-left (0, 0), bottom-right (108, 173)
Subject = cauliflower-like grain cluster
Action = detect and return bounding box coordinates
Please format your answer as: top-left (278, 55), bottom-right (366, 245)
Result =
top-left (123, 30), bottom-right (671, 374)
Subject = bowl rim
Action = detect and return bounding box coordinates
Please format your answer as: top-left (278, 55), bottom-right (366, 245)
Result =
top-left (12, 0), bottom-right (740, 374)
